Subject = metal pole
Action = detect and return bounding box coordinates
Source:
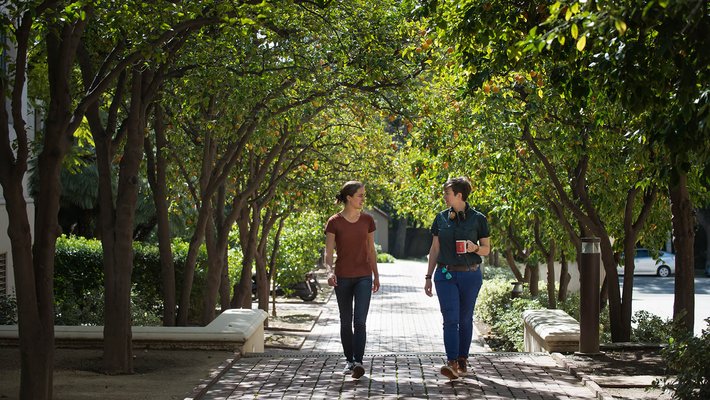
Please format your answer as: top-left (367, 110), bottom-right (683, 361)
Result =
top-left (578, 237), bottom-right (600, 354)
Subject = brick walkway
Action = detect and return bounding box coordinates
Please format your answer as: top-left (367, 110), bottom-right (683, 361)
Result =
top-left (189, 260), bottom-right (598, 399)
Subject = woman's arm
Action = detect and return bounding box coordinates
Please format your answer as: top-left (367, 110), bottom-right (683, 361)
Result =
top-left (368, 231), bottom-right (380, 293)
top-left (424, 236), bottom-right (439, 297)
top-left (325, 232), bottom-right (337, 287)
top-left (469, 237), bottom-right (491, 256)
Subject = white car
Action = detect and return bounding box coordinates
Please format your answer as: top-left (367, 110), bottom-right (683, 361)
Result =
top-left (618, 248), bottom-right (675, 277)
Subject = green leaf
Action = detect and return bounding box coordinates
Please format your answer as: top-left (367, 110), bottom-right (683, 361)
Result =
top-left (576, 35), bottom-right (586, 51)
top-left (614, 19), bottom-right (627, 35)
top-left (571, 23), bottom-right (578, 39)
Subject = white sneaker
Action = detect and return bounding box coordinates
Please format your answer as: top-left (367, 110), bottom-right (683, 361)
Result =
top-left (343, 361), bottom-right (354, 374)
top-left (352, 362), bottom-right (365, 379)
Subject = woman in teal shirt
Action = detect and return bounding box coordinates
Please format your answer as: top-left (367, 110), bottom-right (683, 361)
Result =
top-left (424, 177), bottom-right (491, 380)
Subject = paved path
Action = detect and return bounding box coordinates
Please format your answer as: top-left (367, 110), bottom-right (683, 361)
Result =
top-left (189, 259), bottom-right (598, 399)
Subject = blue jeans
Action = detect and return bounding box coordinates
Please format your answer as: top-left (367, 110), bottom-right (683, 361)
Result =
top-left (434, 267), bottom-right (483, 361)
top-left (334, 275), bottom-right (372, 363)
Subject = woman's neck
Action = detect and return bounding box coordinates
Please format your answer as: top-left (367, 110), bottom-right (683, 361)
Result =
top-left (452, 202), bottom-right (466, 213)
top-left (340, 206), bottom-right (361, 219)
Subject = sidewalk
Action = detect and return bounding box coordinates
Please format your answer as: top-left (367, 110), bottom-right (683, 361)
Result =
top-left (188, 260), bottom-right (600, 399)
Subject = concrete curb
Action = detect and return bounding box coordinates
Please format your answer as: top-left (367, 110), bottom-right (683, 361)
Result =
top-left (185, 353), bottom-right (242, 400)
top-left (550, 352), bottom-right (615, 400)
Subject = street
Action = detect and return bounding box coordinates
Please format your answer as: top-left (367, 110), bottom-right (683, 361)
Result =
top-left (620, 275), bottom-right (710, 337)
top-left (514, 261), bottom-right (710, 337)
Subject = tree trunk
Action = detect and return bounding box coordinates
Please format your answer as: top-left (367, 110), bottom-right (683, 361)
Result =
top-left (618, 186), bottom-right (657, 340)
top-left (670, 169), bottom-right (695, 334)
top-left (546, 241), bottom-right (556, 309)
top-left (177, 128), bottom-right (217, 326)
top-left (620, 238), bottom-right (637, 341)
top-left (558, 250), bottom-right (570, 302)
top-left (177, 201), bottom-right (211, 325)
top-left (392, 217), bottom-right (408, 258)
top-left (532, 216), bottom-right (556, 308)
top-left (268, 216), bottom-right (287, 318)
top-left (21, 105), bottom-right (60, 400)
top-left (219, 244), bottom-right (231, 312)
top-left (202, 211), bottom-right (222, 326)
top-left (0, 8), bottom-right (88, 397)
top-left (527, 263), bottom-right (539, 296)
top-left (491, 250), bottom-right (500, 267)
top-left (145, 106), bottom-right (176, 326)
top-left (232, 208), bottom-right (258, 308)
top-left (1, 180), bottom-right (55, 400)
top-left (523, 125), bottom-right (626, 341)
top-left (255, 207), bottom-right (280, 313)
top-left (598, 236), bottom-right (624, 341)
top-left (697, 208), bottom-right (710, 271)
top-left (98, 69), bottom-right (150, 374)
top-left (504, 247), bottom-right (524, 282)
top-left (204, 184), bottom-right (254, 323)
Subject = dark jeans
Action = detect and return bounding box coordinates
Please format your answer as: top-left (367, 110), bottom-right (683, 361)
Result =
top-left (434, 267), bottom-right (483, 361)
top-left (334, 275), bottom-right (372, 363)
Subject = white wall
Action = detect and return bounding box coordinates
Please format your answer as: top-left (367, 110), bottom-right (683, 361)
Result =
top-left (0, 203), bottom-right (35, 295)
top-left (367, 208), bottom-right (389, 253)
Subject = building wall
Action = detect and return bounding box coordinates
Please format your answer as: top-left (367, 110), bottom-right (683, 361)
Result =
top-left (367, 208), bottom-right (389, 253)
top-left (0, 203), bottom-right (35, 295)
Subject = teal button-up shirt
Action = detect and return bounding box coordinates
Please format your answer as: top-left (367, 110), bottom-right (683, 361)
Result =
top-left (430, 204), bottom-right (489, 266)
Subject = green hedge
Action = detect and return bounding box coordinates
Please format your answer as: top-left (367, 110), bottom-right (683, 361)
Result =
top-left (54, 235), bottom-right (209, 325)
top-left (658, 318), bottom-right (710, 399)
top-left (0, 294), bottom-right (17, 324)
top-left (476, 266), bottom-right (685, 351)
top-left (476, 266), bottom-right (611, 351)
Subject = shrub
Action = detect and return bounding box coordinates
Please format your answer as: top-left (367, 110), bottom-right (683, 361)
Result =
top-left (632, 310), bottom-right (675, 343)
top-left (482, 265), bottom-right (515, 281)
top-left (0, 293), bottom-right (17, 324)
top-left (475, 272), bottom-right (546, 351)
top-left (54, 235), bottom-right (209, 325)
top-left (54, 236), bottom-right (106, 325)
top-left (494, 297), bottom-right (545, 352)
top-left (476, 272), bottom-right (613, 350)
top-left (657, 318), bottom-right (710, 400)
top-left (475, 277), bottom-right (515, 326)
top-left (274, 212), bottom-right (324, 287)
top-left (377, 252), bottom-right (395, 263)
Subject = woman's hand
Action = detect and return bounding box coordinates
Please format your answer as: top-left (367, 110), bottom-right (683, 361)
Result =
top-left (327, 272), bottom-right (337, 287)
top-left (466, 240), bottom-right (480, 253)
top-left (424, 279), bottom-right (433, 297)
top-left (372, 276), bottom-right (380, 293)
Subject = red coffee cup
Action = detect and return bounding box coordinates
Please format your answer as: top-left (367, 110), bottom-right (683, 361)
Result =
top-left (456, 240), bottom-right (467, 254)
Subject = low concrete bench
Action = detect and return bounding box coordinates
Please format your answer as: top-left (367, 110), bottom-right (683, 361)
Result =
top-left (522, 309), bottom-right (580, 353)
top-left (0, 308), bottom-right (268, 354)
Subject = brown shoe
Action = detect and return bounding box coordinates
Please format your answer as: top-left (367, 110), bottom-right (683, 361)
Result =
top-left (440, 360), bottom-right (459, 380)
top-left (457, 357), bottom-right (468, 376)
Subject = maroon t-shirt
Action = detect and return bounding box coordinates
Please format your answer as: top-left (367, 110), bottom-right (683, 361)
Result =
top-left (324, 212), bottom-right (376, 278)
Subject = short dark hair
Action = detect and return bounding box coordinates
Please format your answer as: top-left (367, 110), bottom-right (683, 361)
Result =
top-left (336, 181), bottom-right (364, 204)
top-left (444, 177), bottom-right (472, 201)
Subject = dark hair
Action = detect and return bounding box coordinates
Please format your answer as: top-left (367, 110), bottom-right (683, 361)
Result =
top-left (444, 177), bottom-right (472, 201)
top-left (336, 181), bottom-right (364, 204)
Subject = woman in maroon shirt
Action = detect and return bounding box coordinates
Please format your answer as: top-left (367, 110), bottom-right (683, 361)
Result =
top-left (324, 181), bottom-right (380, 379)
